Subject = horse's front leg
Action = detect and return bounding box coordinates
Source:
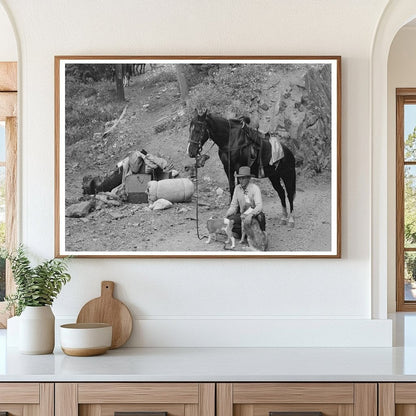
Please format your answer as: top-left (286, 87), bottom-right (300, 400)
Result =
top-left (223, 163), bottom-right (235, 200)
top-left (219, 153), bottom-right (236, 200)
top-left (228, 172), bottom-right (236, 200)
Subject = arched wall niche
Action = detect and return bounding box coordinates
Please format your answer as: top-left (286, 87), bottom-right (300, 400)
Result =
top-left (371, 0), bottom-right (416, 318)
top-left (386, 14), bottom-right (416, 312)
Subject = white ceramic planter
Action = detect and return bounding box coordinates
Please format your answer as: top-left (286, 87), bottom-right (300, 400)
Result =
top-left (19, 305), bottom-right (55, 354)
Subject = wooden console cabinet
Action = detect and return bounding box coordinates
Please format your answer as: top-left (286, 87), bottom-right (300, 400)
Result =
top-left (5, 381), bottom-right (416, 416)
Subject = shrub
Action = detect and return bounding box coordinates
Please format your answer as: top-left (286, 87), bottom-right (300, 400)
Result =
top-left (141, 65), bottom-right (177, 87)
top-left (65, 78), bottom-right (125, 145)
top-left (4, 246), bottom-right (71, 316)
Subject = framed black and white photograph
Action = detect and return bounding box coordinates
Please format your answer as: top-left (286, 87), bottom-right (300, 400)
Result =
top-left (55, 56), bottom-right (341, 258)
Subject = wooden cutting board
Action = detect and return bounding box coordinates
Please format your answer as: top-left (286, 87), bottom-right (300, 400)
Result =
top-left (76, 281), bottom-right (133, 349)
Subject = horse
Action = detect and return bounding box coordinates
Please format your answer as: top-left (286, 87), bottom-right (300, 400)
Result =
top-left (188, 110), bottom-right (296, 227)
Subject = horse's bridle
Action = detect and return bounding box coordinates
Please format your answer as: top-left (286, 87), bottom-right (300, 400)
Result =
top-left (189, 120), bottom-right (211, 156)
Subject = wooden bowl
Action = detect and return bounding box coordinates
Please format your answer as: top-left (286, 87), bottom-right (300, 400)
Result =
top-left (60, 323), bottom-right (112, 356)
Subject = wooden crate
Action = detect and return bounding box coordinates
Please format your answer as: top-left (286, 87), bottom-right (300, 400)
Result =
top-left (125, 173), bottom-right (151, 203)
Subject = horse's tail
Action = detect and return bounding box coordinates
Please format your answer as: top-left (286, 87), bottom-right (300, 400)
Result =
top-left (282, 143), bottom-right (296, 167)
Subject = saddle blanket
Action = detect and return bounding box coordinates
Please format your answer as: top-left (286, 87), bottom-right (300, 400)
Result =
top-left (269, 136), bottom-right (284, 165)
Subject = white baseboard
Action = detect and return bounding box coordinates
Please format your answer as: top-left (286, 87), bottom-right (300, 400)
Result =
top-left (53, 317), bottom-right (392, 348)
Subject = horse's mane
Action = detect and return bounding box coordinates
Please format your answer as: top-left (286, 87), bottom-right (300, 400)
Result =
top-left (205, 113), bottom-right (267, 147)
top-left (207, 113), bottom-right (249, 128)
top-left (229, 118), bottom-right (247, 127)
top-left (206, 113), bottom-right (228, 123)
top-left (205, 113), bottom-right (230, 133)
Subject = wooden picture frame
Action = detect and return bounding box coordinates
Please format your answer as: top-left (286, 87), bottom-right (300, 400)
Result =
top-left (55, 56), bottom-right (341, 258)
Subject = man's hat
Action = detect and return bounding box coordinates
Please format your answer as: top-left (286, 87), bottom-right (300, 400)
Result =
top-left (236, 166), bottom-right (253, 177)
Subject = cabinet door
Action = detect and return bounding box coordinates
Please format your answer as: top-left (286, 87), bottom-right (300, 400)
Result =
top-left (55, 383), bottom-right (215, 416)
top-left (217, 383), bottom-right (377, 416)
top-left (379, 383), bottom-right (416, 416)
top-left (0, 383), bottom-right (53, 416)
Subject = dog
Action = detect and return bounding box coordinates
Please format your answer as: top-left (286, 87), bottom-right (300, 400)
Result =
top-left (241, 213), bottom-right (268, 252)
top-left (206, 217), bottom-right (235, 249)
top-left (240, 207), bottom-right (254, 244)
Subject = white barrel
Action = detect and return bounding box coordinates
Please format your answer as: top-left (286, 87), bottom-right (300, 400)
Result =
top-left (147, 178), bottom-right (194, 203)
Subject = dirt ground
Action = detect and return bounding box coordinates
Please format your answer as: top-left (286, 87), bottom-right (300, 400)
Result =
top-left (64, 69), bottom-right (332, 254)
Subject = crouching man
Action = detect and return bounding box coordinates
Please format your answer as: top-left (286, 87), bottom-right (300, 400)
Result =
top-left (225, 166), bottom-right (266, 241)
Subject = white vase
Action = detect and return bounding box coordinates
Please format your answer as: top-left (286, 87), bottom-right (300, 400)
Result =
top-left (19, 306), bottom-right (55, 354)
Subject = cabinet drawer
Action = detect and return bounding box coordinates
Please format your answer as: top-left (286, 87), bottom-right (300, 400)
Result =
top-left (56, 383), bottom-right (215, 416)
top-left (78, 383), bottom-right (200, 403)
top-left (0, 383), bottom-right (39, 403)
top-left (218, 383), bottom-right (376, 416)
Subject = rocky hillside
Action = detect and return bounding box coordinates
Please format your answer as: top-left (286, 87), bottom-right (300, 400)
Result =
top-left (186, 63), bottom-right (332, 173)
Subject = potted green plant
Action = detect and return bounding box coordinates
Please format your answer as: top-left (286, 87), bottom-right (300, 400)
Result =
top-left (4, 246), bottom-right (71, 354)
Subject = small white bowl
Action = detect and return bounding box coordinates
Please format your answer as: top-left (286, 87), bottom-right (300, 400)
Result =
top-left (60, 323), bottom-right (112, 356)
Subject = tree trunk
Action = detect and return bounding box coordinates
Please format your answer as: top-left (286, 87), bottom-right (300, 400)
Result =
top-left (175, 65), bottom-right (188, 106)
top-left (115, 64), bottom-right (125, 101)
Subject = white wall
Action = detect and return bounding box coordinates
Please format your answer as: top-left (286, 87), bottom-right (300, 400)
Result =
top-left (0, 3), bottom-right (16, 61)
top-left (0, 0), bottom-right (394, 347)
top-left (387, 26), bottom-right (416, 312)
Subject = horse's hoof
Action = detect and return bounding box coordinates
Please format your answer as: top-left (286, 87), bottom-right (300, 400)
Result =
top-left (280, 219), bottom-right (287, 225)
top-left (288, 222), bottom-right (295, 228)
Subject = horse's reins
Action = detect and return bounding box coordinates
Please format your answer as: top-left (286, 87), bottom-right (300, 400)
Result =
top-left (194, 160), bottom-right (205, 241)
top-left (192, 120), bottom-right (233, 250)
top-left (227, 120), bottom-right (233, 193)
top-left (192, 120), bottom-right (214, 241)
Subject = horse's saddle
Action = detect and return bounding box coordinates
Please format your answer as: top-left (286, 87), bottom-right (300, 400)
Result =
top-left (238, 121), bottom-right (269, 172)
